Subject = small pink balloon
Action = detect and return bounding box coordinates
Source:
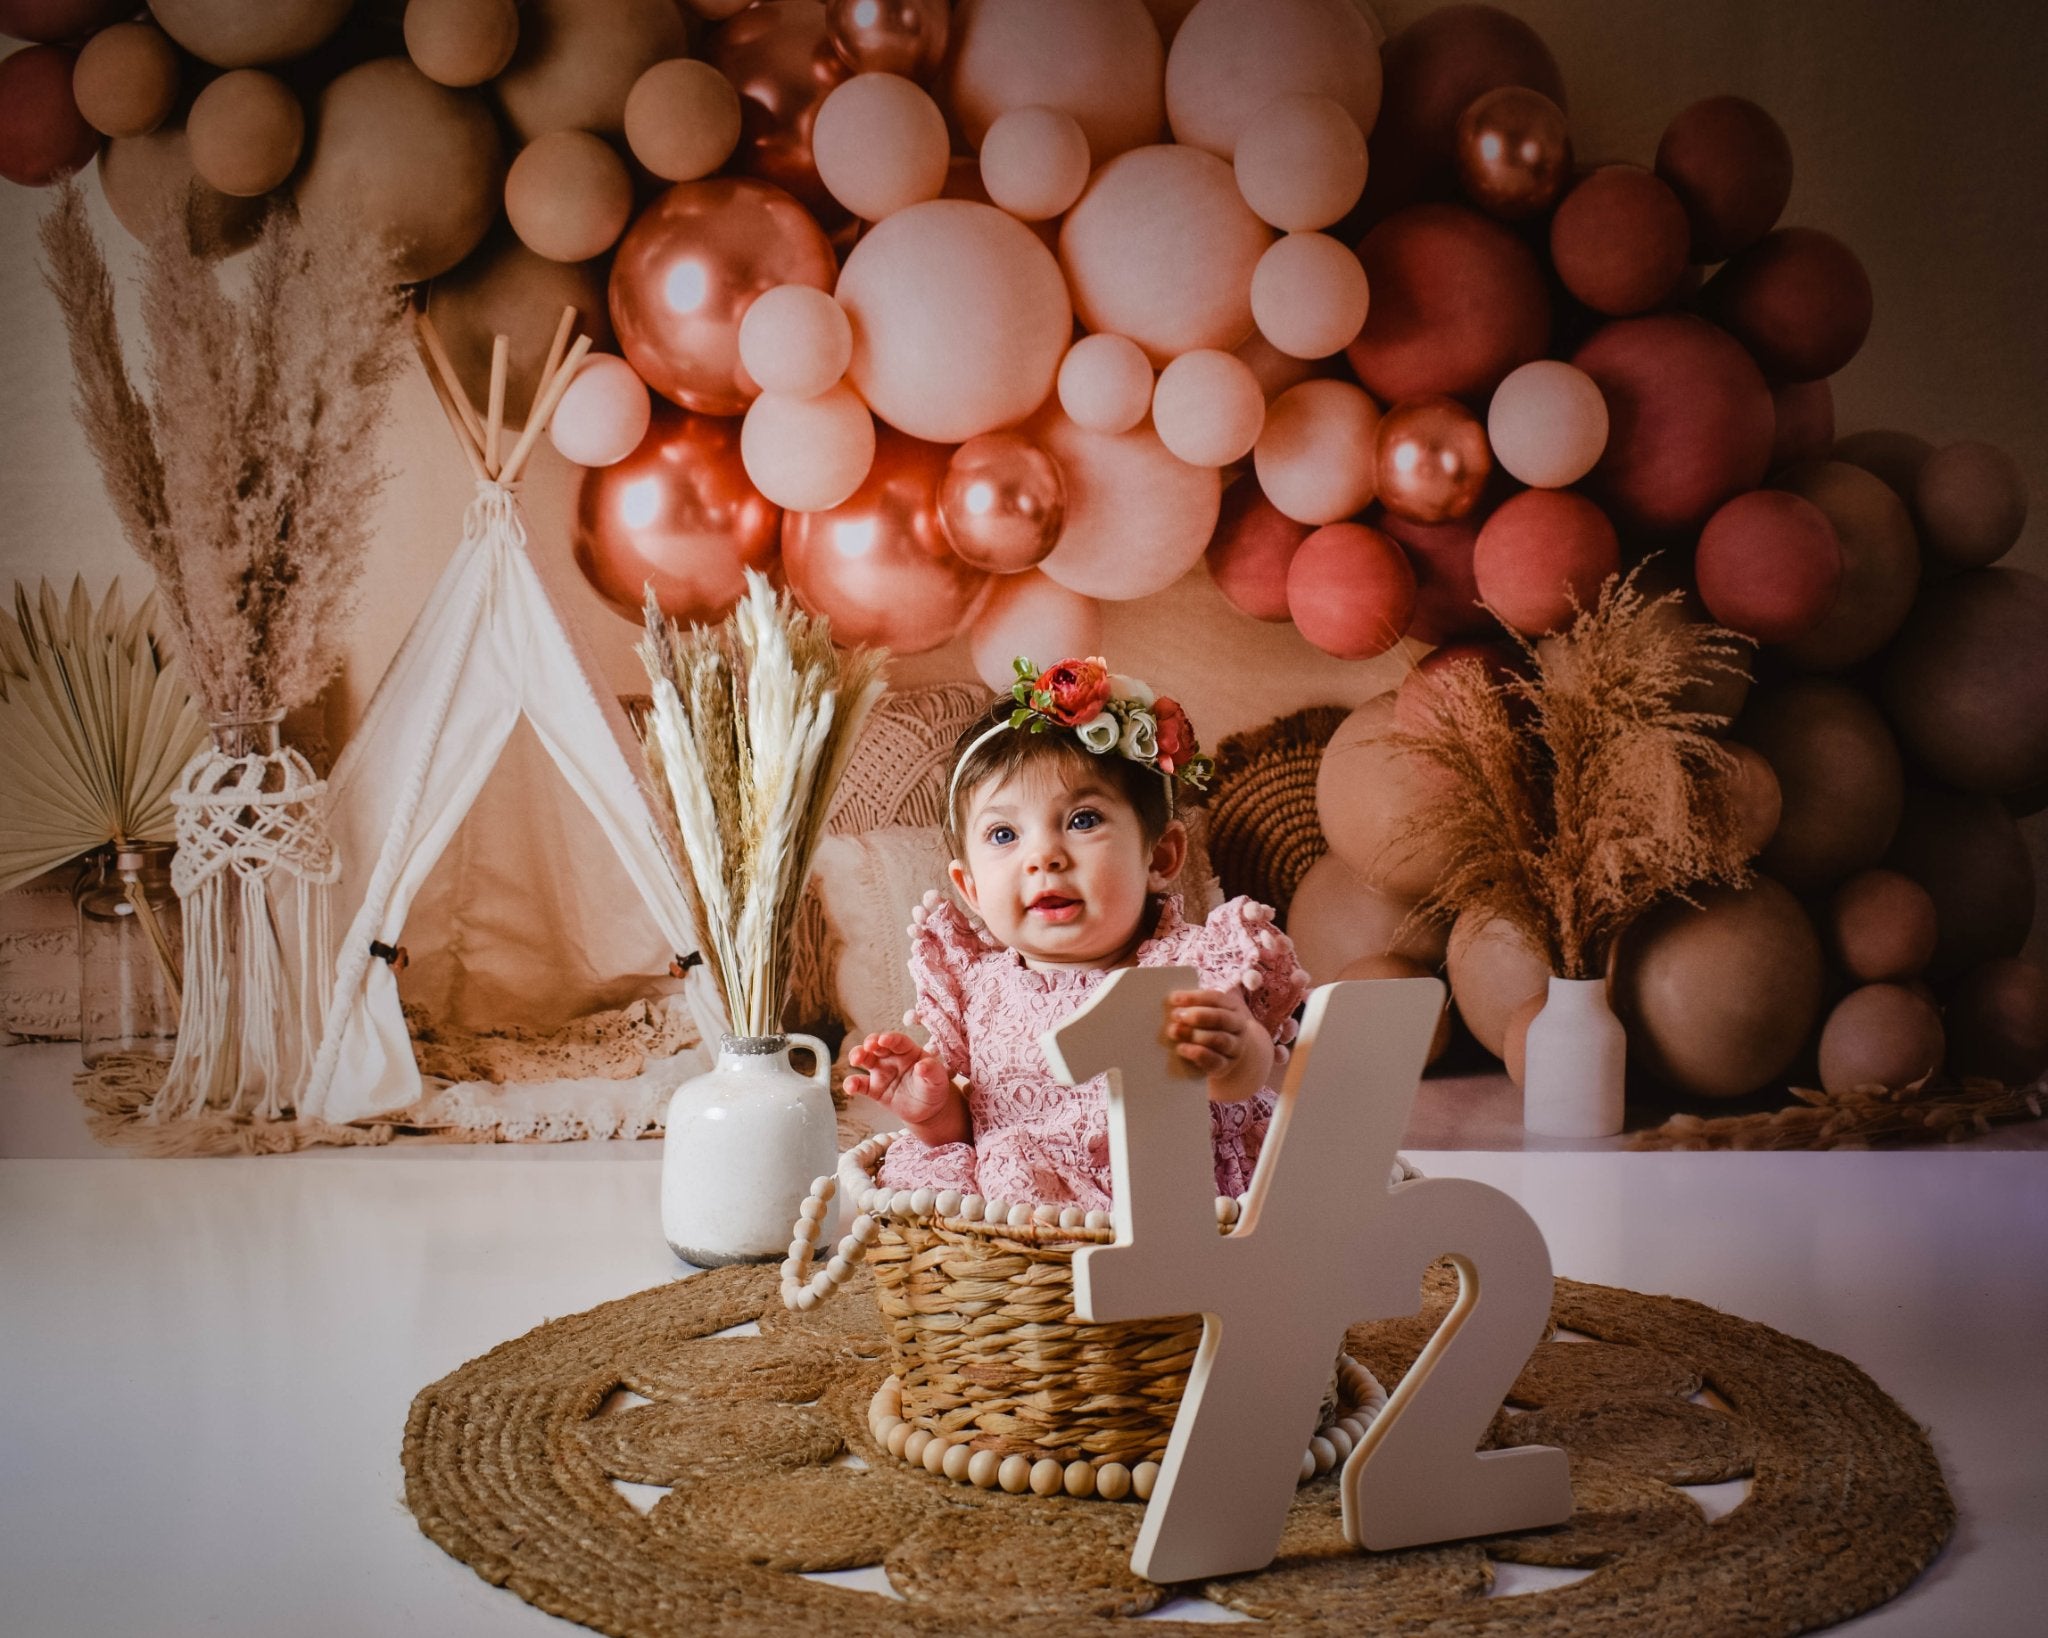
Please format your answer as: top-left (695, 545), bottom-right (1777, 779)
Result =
top-left (1056, 332), bottom-right (1153, 435)
top-left (737, 283), bottom-right (854, 399)
top-left (1232, 91), bottom-right (1367, 232)
top-left (940, 432), bottom-right (1067, 573)
top-left (1151, 349), bottom-right (1266, 468)
top-left (969, 569), bottom-right (1103, 690)
top-left (1253, 378), bottom-right (1381, 524)
top-left (812, 69), bottom-right (950, 221)
top-left (1031, 404), bottom-right (1223, 601)
top-left (979, 103), bottom-right (1091, 221)
top-left (741, 382), bottom-right (877, 512)
top-left (549, 353), bottom-right (654, 468)
top-left (1486, 360), bottom-right (1609, 489)
top-left (1249, 230), bottom-right (1370, 360)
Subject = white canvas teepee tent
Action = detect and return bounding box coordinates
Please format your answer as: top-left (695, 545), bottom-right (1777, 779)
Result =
top-left (301, 312), bottom-right (715, 1125)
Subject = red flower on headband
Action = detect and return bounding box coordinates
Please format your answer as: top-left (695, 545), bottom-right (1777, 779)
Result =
top-left (1035, 657), bottom-right (1112, 725)
top-left (1153, 696), bottom-right (1197, 774)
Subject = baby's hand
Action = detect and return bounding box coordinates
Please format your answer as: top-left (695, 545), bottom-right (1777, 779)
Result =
top-left (845, 1031), bottom-right (954, 1126)
top-left (1165, 987), bottom-right (1255, 1076)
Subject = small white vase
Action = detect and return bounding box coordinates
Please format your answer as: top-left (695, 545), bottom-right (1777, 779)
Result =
top-left (662, 1032), bottom-right (837, 1266)
top-left (1522, 976), bottom-right (1628, 1139)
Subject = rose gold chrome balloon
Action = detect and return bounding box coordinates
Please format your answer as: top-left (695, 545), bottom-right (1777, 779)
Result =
top-left (573, 404), bottom-right (781, 624)
top-left (938, 432), bottom-right (1066, 573)
top-left (711, 0), bottom-right (850, 222)
top-left (782, 427), bottom-right (989, 652)
top-left (1374, 394), bottom-right (1493, 524)
top-left (826, 0), bottom-right (950, 81)
top-left (608, 175), bottom-right (837, 416)
top-left (1455, 85), bottom-right (1571, 221)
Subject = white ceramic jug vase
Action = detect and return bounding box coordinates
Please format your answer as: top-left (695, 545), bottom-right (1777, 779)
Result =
top-left (1521, 976), bottom-right (1628, 1139)
top-left (661, 1033), bottom-right (837, 1266)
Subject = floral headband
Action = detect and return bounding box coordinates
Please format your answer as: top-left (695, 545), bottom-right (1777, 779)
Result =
top-left (949, 656), bottom-right (1215, 812)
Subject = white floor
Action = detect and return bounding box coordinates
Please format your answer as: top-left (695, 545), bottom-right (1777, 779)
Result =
top-left (2, 1047), bottom-right (2045, 1634)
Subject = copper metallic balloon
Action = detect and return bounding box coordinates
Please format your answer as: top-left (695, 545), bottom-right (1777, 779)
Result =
top-left (939, 433), bottom-right (1067, 574)
top-left (608, 176), bottom-right (838, 417)
top-left (573, 403), bottom-right (782, 626)
top-left (827, 0), bottom-right (950, 80)
top-left (1374, 395), bottom-right (1492, 524)
top-left (782, 427), bottom-right (990, 653)
top-left (1454, 85), bottom-right (1570, 221)
top-left (710, 0), bottom-right (852, 224)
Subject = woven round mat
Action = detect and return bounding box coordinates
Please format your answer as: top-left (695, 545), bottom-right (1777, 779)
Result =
top-left (1203, 705), bottom-right (1350, 924)
top-left (404, 1261), bottom-right (1951, 1635)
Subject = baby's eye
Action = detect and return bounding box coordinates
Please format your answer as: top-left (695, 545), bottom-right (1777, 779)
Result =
top-left (1068, 808), bottom-right (1103, 832)
top-left (984, 823), bottom-right (1017, 847)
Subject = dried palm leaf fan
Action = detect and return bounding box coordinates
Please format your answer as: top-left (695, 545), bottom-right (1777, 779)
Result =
top-left (0, 578), bottom-right (206, 996)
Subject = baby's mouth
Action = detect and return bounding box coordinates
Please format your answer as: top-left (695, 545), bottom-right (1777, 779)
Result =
top-left (1027, 892), bottom-right (1083, 923)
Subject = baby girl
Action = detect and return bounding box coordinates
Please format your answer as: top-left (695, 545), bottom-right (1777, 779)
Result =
top-left (846, 657), bottom-right (1309, 1211)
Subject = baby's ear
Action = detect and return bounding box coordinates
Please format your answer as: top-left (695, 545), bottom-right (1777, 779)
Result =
top-left (1146, 819), bottom-right (1188, 892)
top-left (948, 857), bottom-right (979, 910)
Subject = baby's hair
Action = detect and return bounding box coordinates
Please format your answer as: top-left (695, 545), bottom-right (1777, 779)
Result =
top-left (943, 700), bottom-right (1173, 860)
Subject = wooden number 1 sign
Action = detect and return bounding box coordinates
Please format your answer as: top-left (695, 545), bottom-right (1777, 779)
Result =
top-left (1044, 967), bottom-right (1573, 1585)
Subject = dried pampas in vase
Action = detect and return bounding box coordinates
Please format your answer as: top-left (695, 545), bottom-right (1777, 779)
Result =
top-left (39, 184), bottom-right (405, 1121)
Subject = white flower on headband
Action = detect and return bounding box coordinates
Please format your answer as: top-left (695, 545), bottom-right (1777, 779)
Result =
top-left (1119, 709), bottom-right (1159, 762)
top-left (1109, 673), bottom-right (1156, 707)
top-left (1076, 713), bottom-right (1120, 753)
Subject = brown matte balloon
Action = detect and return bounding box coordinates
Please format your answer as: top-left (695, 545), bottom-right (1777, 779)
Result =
top-left (148, 0), bottom-right (354, 68)
top-left (1945, 958), bottom-right (2048, 1086)
top-left (427, 230), bottom-right (614, 425)
top-left (72, 22), bottom-right (180, 139)
top-left (1206, 478), bottom-right (1310, 622)
top-left (1774, 460), bottom-right (1919, 671)
top-left (96, 127), bottom-right (265, 255)
top-left (1884, 784), bottom-right (2036, 982)
top-left (1286, 522), bottom-right (1418, 659)
top-left (1289, 854), bottom-right (1444, 982)
top-left (1770, 378), bottom-right (1835, 470)
top-left (1454, 85), bottom-right (1570, 221)
top-left (1653, 94), bottom-right (1793, 263)
top-left (608, 176), bottom-right (837, 417)
top-left (711, 0), bottom-right (852, 224)
top-left (1912, 440), bottom-right (2028, 569)
top-left (504, 129), bottom-right (634, 263)
top-left (1735, 678), bottom-right (1903, 893)
top-left (491, 0), bottom-right (690, 141)
top-left (1817, 984), bottom-right (1944, 1095)
top-left (1394, 640), bottom-right (1524, 735)
top-left (0, 0), bottom-right (124, 41)
top-left (1446, 908), bottom-right (1549, 1060)
top-left (938, 433), bottom-right (1066, 574)
top-left (1348, 204), bottom-right (1550, 403)
top-left (573, 403), bottom-right (781, 625)
top-left (1831, 429), bottom-right (1933, 503)
top-left (827, 0), bottom-right (949, 80)
top-left (1316, 693), bottom-right (1456, 899)
top-left (1828, 868), bottom-right (1938, 983)
top-left (781, 427), bottom-right (989, 654)
top-left (1365, 2), bottom-right (1566, 222)
top-left (1501, 990), bottom-right (1543, 1086)
top-left (1881, 567), bottom-right (2048, 796)
top-left (1472, 488), bottom-right (1619, 636)
top-left (1571, 313), bottom-right (1774, 536)
top-left (1625, 559), bottom-right (1753, 730)
top-left (405, 0), bottom-right (522, 89)
top-left (1375, 509), bottom-right (1490, 646)
top-left (0, 45), bottom-right (97, 187)
top-left (1694, 488), bottom-right (1843, 646)
top-left (1721, 741), bottom-right (1781, 857)
top-left (1337, 953), bottom-right (1454, 1066)
top-left (186, 70), bottom-right (305, 198)
top-left (295, 58), bottom-right (504, 282)
top-left (1548, 164), bottom-right (1689, 317)
top-left (1374, 395), bottom-right (1492, 525)
top-left (1613, 878), bottom-right (1825, 1099)
top-left (1701, 227), bottom-right (1873, 383)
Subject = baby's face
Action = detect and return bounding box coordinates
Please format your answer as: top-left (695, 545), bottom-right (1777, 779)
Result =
top-left (950, 760), bottom-right (1184, 967)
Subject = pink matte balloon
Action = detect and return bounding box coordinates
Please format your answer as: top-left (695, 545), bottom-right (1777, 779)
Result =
top-left (1151, 349), bottom-right (1266, 468)
top-left (836, 198), bottom-right (1073, 443)
top-left (1486, 359), bottom-right (1609, 490)
top-left (1031, 404), bottom-right (1223, 600)
top-left (741, 383), bottom-right (878, 512)
top-left (1249, 231), bottom-right (1370, 360)
top-left (1164, 0), bottom-right (1382, 159)
top-left (1316, 693), bottom-right (1455, 898)
top-left (939, 432), bottom-right (1067, 573)
top-left (609, 176), bottom-right (838, 417)
top-left (946, 0), bottom-right (1163, 166)
top-left (736, 283), bottom-right (854, 399)
top-left (1252, 379), bottom-right (1381, 525)
top-left (812, 70), bottom-right (950, 221)
top-left (978, 103), bottom-right (1091, 221)
top-left (1060, 143), bottom-right (1274, 366)
top-left (1206, 479), bottom-right (1309, 622)
top-left (549, 354), bottom-right (653, 468)
top-left (1286, 521), bottom-right (1417, 659)
top-left (780, 426), bottom-right (988, 652)
top-left (1232, 92), bottom-right (1368, 232)
top-left (1056, 332), bottom-right (1154, 435)
top-left (969, 570), bottom-right (1103, 690)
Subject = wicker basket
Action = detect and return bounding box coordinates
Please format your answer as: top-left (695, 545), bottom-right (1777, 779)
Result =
top-left (783, 1132), bottom-right (1385, 1501)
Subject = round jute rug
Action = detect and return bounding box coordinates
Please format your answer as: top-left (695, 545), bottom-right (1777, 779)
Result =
top-left (402, 1262), bottom-right (1952, 1636)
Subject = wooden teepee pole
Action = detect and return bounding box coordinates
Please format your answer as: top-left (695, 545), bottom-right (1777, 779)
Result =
top-left (500, 334), bottom-right (594, 485)
top-left (411, 325), bottom-right (487, 482)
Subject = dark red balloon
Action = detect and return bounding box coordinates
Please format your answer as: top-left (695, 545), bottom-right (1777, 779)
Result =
top-left (1365, 2), bottom-right (1566, 223)
top-left (1206, 478), bottom-right (1309, 622)
top-left (1702, 227), bottom-right (1873, 382)
top-left (1473, 488), bottom-right (1620, 636)
top-left (1571, 313), bottom-right (1775, 535)
top-left (1394, 640), bottom-right (1525, 733)
top-left (0, 0), bottom-right (123, 41)
top-left (1695, 488), bottom-right (1843, 645)
top-left (1286, 522), bottom-right (1417, 659)
top-left (1549, 164), bottom-right (1690, 316)
top-left (1770, 378), bottom-right (1835, 469)
top-left (1654, 95), bottom-right (1792, 263)
top-left (0, 44), bottom-right (99, 186)
top-left (1347, 203), bottom-right (1550, 403)
top-left (1375, 508), bottom-right (1490, 645)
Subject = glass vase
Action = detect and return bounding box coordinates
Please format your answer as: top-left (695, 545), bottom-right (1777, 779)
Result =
top-left (75, 843), bottom-right (184, 1068)
top-left (661, 1033), bottom-right (838, 1266)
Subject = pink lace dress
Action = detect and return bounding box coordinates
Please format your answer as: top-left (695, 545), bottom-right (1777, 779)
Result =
top-left (875, 893), bottom-right (1312, 1210)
